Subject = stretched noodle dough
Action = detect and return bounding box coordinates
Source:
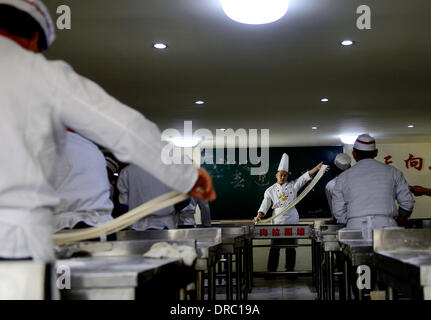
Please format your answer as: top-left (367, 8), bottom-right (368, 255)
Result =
top-left (214, 165), bottom-right (328, 224)
top-left (53, 165), bottom-right (327, 245)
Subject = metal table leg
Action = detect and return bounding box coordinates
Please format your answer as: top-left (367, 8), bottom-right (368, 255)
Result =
top-left (235, 248), bottom-right (242, 300)
top-left (226, 254), bottom-right (233, 300)
top-left (208, 264), bottom-right (216, 300)
top-left (328, 251), bottom-right (335, 300)
top-left (196, 271), bottom-right (204, 300)
top-left (336, 252), bottom-right (346, 300)
top-left (312, 239), bottom-right (316, 287)
top-left (320, 245), bottom-right (326, 300)
top-left (242, 247), bottom-right (248, 300)
top-left (325, 251), bottom-right (331, 300)
top-left (249, 240), bottom-right (254, 290)
top-left (344, 259), bottom-right (351, 300)
top-left (244, 245), bottom-right (249, 296)
top-left (317, 242), bottom-right (323, 300)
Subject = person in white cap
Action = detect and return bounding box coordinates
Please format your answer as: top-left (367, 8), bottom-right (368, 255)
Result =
top-left (254, 154), bottom-right (324, 275)
top-left (0, 0), bottom-right (215, 261)
top-left (53, 131), bottom-right (114, 233)
top-left (332, 134), bottom-right (415, 230)
top-left (325, 153), bottom-right (351, 214)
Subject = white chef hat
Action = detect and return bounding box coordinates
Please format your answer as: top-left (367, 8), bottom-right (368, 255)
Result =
top-left (353, 133), bottom-right (376, 151)
top-left (277, 153), bottom-right (289, 172)
top-left (334, 153), bottom-right (351, 171)
top-left (0, 0), bottom-right (56, 47)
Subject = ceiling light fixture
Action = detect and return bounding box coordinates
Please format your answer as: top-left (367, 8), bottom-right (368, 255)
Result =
top-left (340, 135), bottom-right (358, 145)
top-left (221, 0), bottom-right (290, 25)
top-left (320, 98), bottom-right (329, 102)
top-left (312, 126), bottom-right (318, 130)
top-left (341, 40), bottom-right (354, 46)
top-left (153, 43), bottom-right (167, 49)
top-left (408, 124), bottom-right (415, 128)
top-left (195, 100), bottom-right (205, 105)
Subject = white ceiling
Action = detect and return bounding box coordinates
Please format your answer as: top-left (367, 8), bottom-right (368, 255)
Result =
top-left (44, 0), bottom-right (431, 147)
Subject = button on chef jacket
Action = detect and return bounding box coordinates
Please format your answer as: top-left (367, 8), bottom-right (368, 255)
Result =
top-left (331, 159), bottom-right (414, 230)
top-left (53, 132), bottom-right (114, 231)
top-left (117, 164), bottom-right (177, 231)
top-left (258, 172), bottom-right (311, 225)
top-left (0, 37), bottom-right (198, 261)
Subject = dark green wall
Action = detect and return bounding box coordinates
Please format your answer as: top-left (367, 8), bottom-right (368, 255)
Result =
top-left (203, 146), bottom-right (343, 220)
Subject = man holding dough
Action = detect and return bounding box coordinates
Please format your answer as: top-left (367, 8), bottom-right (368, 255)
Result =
top-left (254, 154), bottom-right (324, 276)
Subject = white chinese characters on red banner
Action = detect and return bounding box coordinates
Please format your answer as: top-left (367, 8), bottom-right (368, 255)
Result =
top-left (257, 227), bottom-right (306, 238)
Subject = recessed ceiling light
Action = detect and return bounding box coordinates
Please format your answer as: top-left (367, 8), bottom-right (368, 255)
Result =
top-left (341, 40), bottom-right (354, 46)
top-left (320, 98), bottom-right (329, 102)
top-left (312, 126), bottom-right (318, 130)
top-left (408, 124), bottom-right (415, 128)
top-left (219, 128), bottom-right (226, 131)
top-left (221, 0), bottom-right (289, 25)
top-left (153, 43), bottom-right (167, 49)
top-left (195, 100), bottom-right (205, 105)
top-left (340, 135), bottom-right (358, 145)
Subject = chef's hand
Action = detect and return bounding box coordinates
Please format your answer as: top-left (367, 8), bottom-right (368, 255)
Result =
top-left (253, 212), bottom-right (264, 224)
top-left (410, 185), bottom-right (426, 196)
top-left (309, 162), bottom-right (327, 176)
top-left (189, 168), bottom-right (216, 201)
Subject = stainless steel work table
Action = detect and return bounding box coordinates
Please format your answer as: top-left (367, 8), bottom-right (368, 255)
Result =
top-left (117, 228), bottom-right (223, 300)
top-left (313, 223), bottom-right (345, 300)
top-left (55, 239), bottom-right (197, 300)
top-left (211, 223), bottom-right (255, 300)
top-left (217, 226), bottom-right (248, 300)
top-left (338, 229), bottom-right (374, 300)
top-left (374, 228), bottom-right (431, 300)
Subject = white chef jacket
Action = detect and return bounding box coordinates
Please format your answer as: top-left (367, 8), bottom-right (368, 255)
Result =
top-left (177, 198), bottom-right (211, 226)
top-left (53, 132), bottom-right (113, 231)
top-left (117, 164), bottom-right (177, 230)
top-left (258, 172), bottom-right (311, 225)
top-left (0, 36), bottom-right (198, 261)
top-left (325, 178), bottom-right (337, 214)
top-left (332, 159), bottom-right (415, 230)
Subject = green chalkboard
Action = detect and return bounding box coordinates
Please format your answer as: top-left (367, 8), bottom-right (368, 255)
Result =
top-left (202, 146), bottom-right (343, 221)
